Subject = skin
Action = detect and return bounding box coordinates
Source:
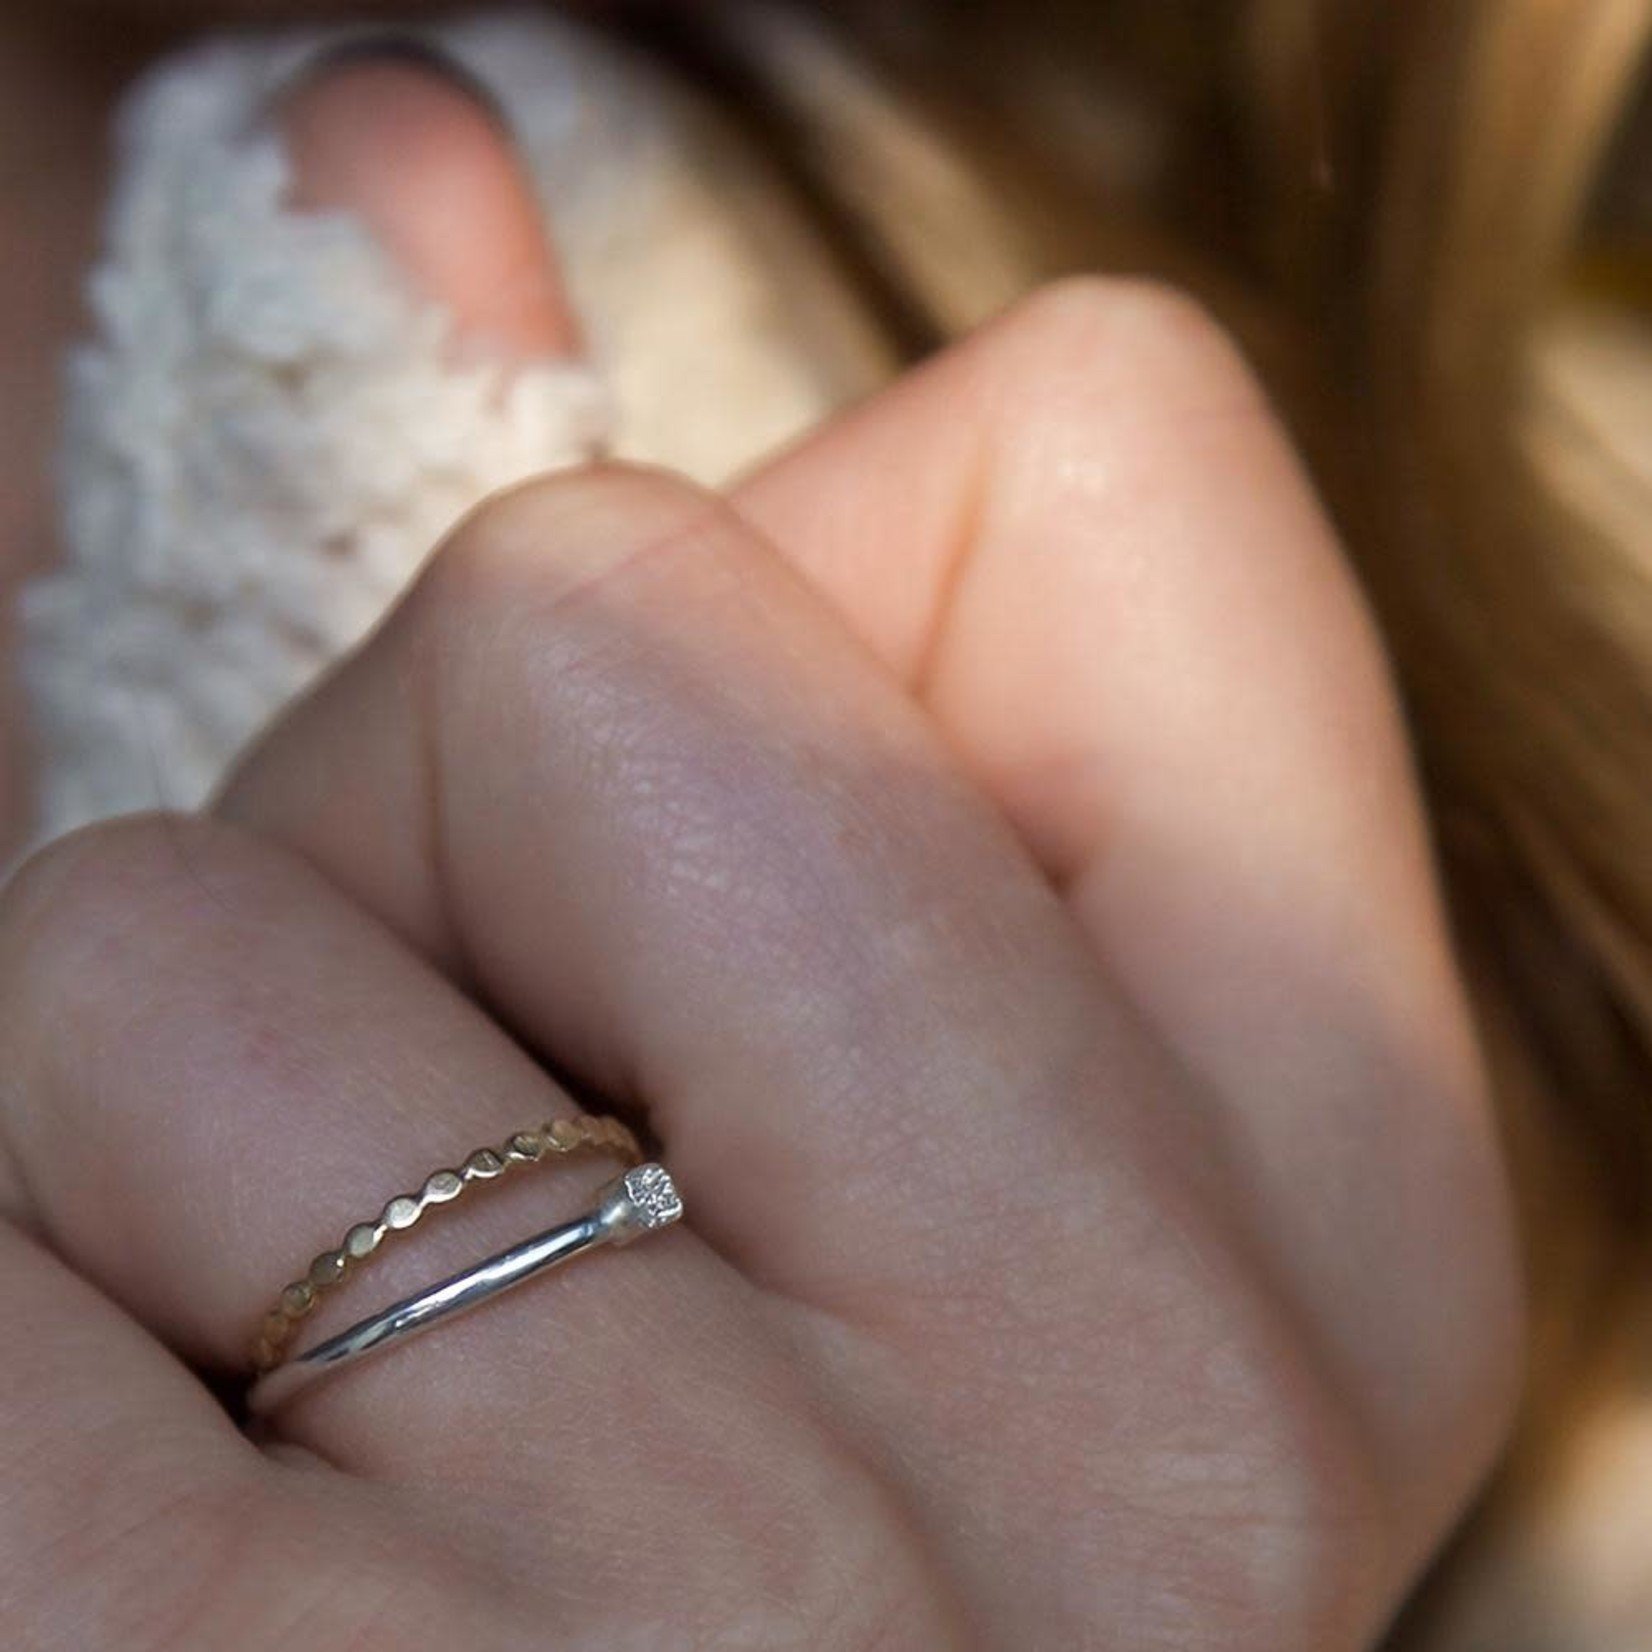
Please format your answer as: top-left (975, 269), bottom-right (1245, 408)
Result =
top-left (0, 44), bottom-right (1523, 1652)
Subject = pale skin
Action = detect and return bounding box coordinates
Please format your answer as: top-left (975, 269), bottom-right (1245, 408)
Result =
top-left (0, 45), bottom-right (1523, 1652)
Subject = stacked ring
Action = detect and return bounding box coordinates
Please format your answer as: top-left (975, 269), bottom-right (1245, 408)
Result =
top-left (245, 1112), bottom-right (683, 1415)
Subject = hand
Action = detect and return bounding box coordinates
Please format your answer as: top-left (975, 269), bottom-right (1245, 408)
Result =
top-left (0, 280), bottom-right (1521, 1651)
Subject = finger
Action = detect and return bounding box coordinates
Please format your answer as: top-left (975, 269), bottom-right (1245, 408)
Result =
top-left (278, 45), bottom-right (581, 359)
top-left (0, 1221), bottom-right (260, 1649)
top-left (732, 277), bottom-right (1519, 1454)
top-left (737, 277), bottom-right (1474, 1097)
top-left (0, 1227), bottom-right (701, 1652)
top-left (0, 814), bottom-right (942, 1639)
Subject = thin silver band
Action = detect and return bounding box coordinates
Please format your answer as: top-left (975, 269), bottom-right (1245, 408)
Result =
top-left (248, 1163), bottom-right (683, 1416)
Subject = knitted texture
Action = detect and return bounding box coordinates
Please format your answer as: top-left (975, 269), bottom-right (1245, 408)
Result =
top-left (23, 10), bottom-right (888, 846)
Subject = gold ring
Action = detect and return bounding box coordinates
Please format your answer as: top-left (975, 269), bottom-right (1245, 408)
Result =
top-left (248, 1112), bottom-right (642, 1376)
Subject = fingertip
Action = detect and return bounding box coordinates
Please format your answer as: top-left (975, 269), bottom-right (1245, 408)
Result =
top-left (275, 47), bottom-right (581, 361)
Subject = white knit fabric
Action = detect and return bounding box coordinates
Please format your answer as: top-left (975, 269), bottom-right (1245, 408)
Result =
top-left (22, 10), bottom-right (889, 846)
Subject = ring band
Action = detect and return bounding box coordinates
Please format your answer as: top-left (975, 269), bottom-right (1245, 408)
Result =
top-left (249, 1112), bottom-right (642, 1375)
top-left (246, 1112), bottom-right (678, 1408)
top-left (247, 1162), bottom-right (684, 1415)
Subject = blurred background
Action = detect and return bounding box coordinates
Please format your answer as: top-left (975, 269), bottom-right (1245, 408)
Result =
top-left (5, 2), bottom-right (1652, 1644)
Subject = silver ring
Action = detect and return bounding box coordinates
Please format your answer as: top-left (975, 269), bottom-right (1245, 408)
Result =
top-left (248, 1163), bottom-right (684, 1416)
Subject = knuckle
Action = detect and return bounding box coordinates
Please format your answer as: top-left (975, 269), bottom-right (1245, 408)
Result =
top-left (0, 818), bottom-right (183, 1098)
top-left (420, 468), bottom-right (617, 600)
top-left (1, 814), bottom-right (191, 966)
top-left (971, 273), bottom-right (1350, 618)
top-left (407, 462), bottom-right (721, 644)
top-left (995, 274), bottom-right (1256, 400)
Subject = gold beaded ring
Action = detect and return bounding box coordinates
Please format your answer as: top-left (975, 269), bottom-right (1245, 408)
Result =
top-left (249, 1112), bottom-right (644, 1377)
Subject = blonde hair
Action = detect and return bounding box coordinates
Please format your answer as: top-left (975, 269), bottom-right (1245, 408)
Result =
top-left (658, 1), bottom-right (1652, 1639)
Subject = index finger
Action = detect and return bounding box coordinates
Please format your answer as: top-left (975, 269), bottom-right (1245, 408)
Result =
top-left (732, 276), bottom-right (1520, 1510)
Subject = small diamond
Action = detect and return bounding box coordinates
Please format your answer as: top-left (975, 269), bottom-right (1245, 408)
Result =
top-left (623, 1164), bottom-right (683, 1228)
